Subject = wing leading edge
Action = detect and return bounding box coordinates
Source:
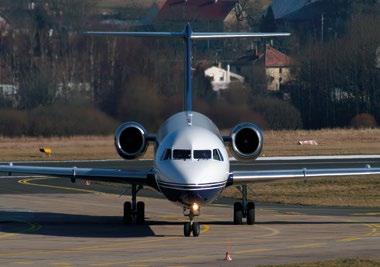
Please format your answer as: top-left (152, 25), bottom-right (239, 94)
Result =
top-left (0, 165), bottom-right (155, 186)
top-left (229, 166), bottom-right (380, 185)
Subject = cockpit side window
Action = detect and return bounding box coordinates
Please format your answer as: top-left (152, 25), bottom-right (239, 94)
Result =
top-left (194, 150), bottom-right (211, 160)
top-left (161, 149), bottom-right (172, 160)
top-left (213, 149), bottom-right (224, 161)
top-left (173, 149), bottom-right (191, 160)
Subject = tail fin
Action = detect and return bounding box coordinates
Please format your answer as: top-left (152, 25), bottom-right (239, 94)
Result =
top-left (85, 23), bottom-right (290, 112)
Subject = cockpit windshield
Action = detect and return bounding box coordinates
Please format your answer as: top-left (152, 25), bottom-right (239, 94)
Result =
top-left (173, 149), bottom-right (191, 160)
top-left (161, 149), bottom-right (172, 160)
top-left (163, 148), bottom-right (224, 161)
top-left (194, 150), bottom-right (211, 160)
top-left (213, 149), bottom-right (223, 161)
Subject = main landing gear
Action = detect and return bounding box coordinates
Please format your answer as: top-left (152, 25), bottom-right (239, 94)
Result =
top-left (123, 184), bottom-right (145, 224)
top-left (183, 203), bottom-right (201, 237)
top-left (233, 185), bottom-right (256, 225)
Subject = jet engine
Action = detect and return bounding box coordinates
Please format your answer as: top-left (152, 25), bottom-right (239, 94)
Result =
top-left (230, 123), bottom-right (263, 161)
top-left (114, 122), bottom-right (149, 160)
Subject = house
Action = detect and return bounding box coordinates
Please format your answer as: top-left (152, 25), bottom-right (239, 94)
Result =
top-left (271, 0), bottom-right (324, 21)
top-left (264, 46), bottom-right (293, 91)
top-left (268, 0), bottom-right (349, 43)
top-left (0, 84), bottom-right (18, 106)
top-left (231, 44), bottom-right (294, 92)
top-left (152, 0), bottom-right (236, 22)
top-left (139, 0), bottom-right (237, 29)
top-left (204, 63), bottom-right (245, 91)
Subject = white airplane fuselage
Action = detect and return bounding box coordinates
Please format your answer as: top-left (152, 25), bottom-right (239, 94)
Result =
top-left (155, 111), bottom-right (230, 207)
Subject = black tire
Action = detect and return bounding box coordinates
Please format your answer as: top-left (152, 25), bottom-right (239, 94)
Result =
top-left (123, 201), bottom-right (132, 224)
top-left (246, 202), bottom-right (255, 225)
top-left (192, 222), bottom-right (200, 237)
top-left (136, 201), bottom-right (145, 224)
top-left (233, 202), bottom-right (243, 225)
top-left (184, 222), bottom-right (191, 237)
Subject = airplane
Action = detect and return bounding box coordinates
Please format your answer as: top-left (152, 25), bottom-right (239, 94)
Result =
top-left (1, 24), bottom-right (380, 237)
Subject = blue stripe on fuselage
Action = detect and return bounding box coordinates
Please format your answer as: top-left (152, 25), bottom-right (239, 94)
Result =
top-left (159, 185), bottom-right (223, 206)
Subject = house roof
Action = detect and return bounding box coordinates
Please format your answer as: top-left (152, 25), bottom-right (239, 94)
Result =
top-left (265, 46), bottom-right (293, 67)
top-left (154, 0), bottom-right (237, 21)
top-left (271, 0), bottom-right (324, 20)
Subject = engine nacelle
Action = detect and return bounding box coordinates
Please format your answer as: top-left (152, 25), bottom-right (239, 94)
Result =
top-left (230, 123), bottom-right (264, 161)
top-left (114, 122), bottom-right (148, 160)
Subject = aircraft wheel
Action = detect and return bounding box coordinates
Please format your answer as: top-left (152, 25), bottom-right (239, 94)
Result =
top-left (192, 222), bottom-right (200, 237)
top-left (246, 202), bottom-right (256, 225)
top-left (184, 222), bottom-right (191, 237)
top-left (233, 202), bottom-right (243, 225)
top-left (136, 201), bottom-right (145, 224)
top-left (123, 201), bottom-right (132, 224)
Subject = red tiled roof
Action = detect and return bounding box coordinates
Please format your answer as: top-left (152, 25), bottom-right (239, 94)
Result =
top-left (155, 0), bottom-right (237, 21)
top-left (265, 46), bottom-right (293, 67)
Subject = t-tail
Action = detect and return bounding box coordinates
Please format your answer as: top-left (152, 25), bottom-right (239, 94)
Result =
top-left (85, 23), bottom-right (290, 113)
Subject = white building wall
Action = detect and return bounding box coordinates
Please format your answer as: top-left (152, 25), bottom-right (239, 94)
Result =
top-left (266, 67), bottom-right (291, 91)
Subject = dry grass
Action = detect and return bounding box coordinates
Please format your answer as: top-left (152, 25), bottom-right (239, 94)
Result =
top-left (223, 176), bottom-right (380, 208)
top-left (0, 135), bottom-right (157, 161)
top-left (259, 258), bottom-right (380, 267)
top-left (261, 129), bottom-right (380, 157)
top-left (0, 136), bottom-right (116, 161)
top-left (1, 129), bottom-right (380, 161)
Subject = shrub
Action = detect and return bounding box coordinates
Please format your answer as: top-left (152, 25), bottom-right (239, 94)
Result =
top-left (251, 96), bottom-right (303, 130)
top-left (351, 113), bottom-right (377, 129)
top-left (28, 105), bottom-right (117, 136)
top-left (117, 75), bottom-right (164, 131)
top-left (0, 109), bottom-right (28, 136)
top-left (0, 106), bottom-right (117, 137)
top-left (207, 100), bottom-right (268, 130)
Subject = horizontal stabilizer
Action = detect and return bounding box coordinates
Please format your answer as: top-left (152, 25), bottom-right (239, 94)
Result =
top-left (84, 31), bottom-right (184, 38)
top-left (84, 31), bottom-right (290, 39)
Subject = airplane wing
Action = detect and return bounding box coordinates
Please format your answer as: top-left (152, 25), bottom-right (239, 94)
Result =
top-left (0, 165), bottom-right (155, 186)
top-left (229, 166), bottom-right (380, 185)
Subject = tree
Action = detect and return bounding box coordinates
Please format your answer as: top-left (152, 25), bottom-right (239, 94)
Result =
top-left (18, 66), bottom-right (57, 110)
top-left (291, 4), bottom-right (380, 128)
top-left (260, 6), bottom-right (276, 32)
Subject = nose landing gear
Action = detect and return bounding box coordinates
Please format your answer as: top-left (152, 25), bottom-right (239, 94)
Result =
top-left (123, 184), bottom-right (145, 225)
top-left (183, 203), bottom-right (201, 237)
top-left (233, 185), bottom-right (256, 225)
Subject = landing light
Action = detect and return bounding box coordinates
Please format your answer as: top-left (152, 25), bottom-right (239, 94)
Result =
top-left (192, 203), bottom-right (199, 212)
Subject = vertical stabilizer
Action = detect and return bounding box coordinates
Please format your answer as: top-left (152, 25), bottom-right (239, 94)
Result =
top-left (184, 23), bottom-right (193, 113)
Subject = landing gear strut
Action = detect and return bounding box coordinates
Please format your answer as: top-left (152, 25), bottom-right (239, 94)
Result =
top-left (233, 185), bottom-right (255, 225)
top-left (123, 184), bottom-right (145, 225)
top-left (183, 204), bottom-right (201, 237)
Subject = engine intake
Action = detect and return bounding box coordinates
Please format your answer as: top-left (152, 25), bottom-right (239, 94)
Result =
top-left (115, 122), bottom-right (148, 160)
top-left (230, 123), bottom-right (263, 161)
